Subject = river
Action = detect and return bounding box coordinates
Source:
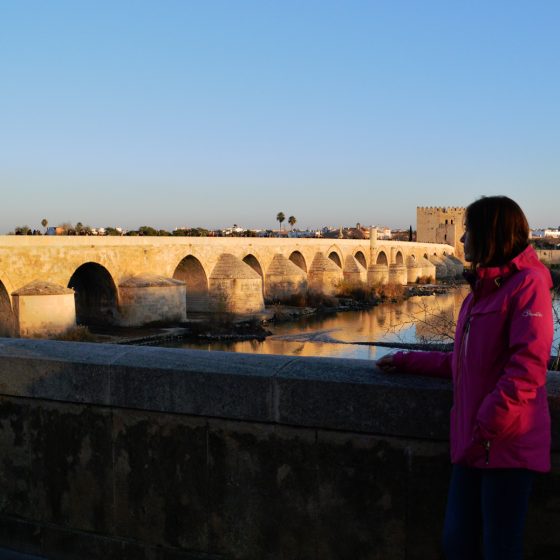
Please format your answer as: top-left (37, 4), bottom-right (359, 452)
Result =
top-left (162, 285), bottom-right (560, 361)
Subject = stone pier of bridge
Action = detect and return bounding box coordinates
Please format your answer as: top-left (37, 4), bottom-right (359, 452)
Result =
top-left (0, 234), bottom-right (461, 336)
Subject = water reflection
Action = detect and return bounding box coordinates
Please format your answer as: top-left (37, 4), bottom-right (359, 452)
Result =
top-left (167, 286), bottom-right (474, 360)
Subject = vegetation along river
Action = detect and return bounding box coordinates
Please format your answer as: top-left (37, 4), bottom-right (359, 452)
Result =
top-left (163, 286), bottom-right (560, 362)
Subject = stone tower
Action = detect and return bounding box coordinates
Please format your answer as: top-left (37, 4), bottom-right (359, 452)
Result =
top-left (416, 206), bottom-right (466, 261)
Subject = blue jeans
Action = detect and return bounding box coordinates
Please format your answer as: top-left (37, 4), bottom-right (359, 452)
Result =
top-left (442, 465), bottom-right (535, 560)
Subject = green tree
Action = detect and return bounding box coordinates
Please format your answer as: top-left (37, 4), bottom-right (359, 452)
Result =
top-left (41, 218), bottom-right (48, 233)
top-left (288, 215), bottom-right (296, 230)
top-left (15, 225), bottom-right (31, 235)
top-left (138, 225), bottom-right (158, 236)
top-left (276, 212), bottom-right (285, 231)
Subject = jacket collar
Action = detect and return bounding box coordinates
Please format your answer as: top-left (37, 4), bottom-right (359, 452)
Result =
top-left (475, 244), bottom-right (535, 281)
top-left (467, 245), bottom-right (542, 298)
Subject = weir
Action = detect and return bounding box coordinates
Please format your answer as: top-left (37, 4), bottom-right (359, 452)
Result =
top-left (0, 339), bottom-right (558, 559)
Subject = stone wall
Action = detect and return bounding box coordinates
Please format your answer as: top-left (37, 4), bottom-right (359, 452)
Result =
top-left (0, 339), bottom-right (559, 559)
top-left (537, 249), bottom-right (560, 266)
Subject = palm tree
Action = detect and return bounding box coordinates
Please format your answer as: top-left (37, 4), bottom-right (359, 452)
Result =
top-left (41, 218), bottom-right (48, 233)
top-left (276, 212), bottom-right (285, 231)
top-left (288, 216), bottom-right (296, 230)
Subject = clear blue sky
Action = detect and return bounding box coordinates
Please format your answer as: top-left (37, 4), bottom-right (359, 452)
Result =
top-left (1, 0), bottom-right (559, 232)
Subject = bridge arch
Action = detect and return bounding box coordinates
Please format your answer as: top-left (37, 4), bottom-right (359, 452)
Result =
top-left (242, 254), bottom-right (264, 279)
top-left (376, 251), bottom-right (388, 266)
top-left (354, 250), bottom-right (367, 269)
top-left (0, 277), bottom-right (15, 336)
top-left (328, 252), bottom-right (342, 268)
top-left (173, 255), bottom-right (209, 312)
top-left (289, 251), bottom-right (307, 273)
top-left (243, 254), bottom-right (264, 294)
top-left (68, 262), bottom-right (119, 326)
top-left (395, 251), bottom-right (404, 265)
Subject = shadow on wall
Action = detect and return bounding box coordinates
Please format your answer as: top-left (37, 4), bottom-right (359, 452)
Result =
top-left (0, 281), bottom-right (16, 336)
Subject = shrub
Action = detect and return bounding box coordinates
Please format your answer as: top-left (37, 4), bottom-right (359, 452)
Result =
top-left (53, 325), bottom-right (97, 342)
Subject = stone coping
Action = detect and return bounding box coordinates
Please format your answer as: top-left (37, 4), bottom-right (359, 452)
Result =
top-left (0, 338), bottom-right (558, 447)
top-left (0, 235), bottom-right (453, 251)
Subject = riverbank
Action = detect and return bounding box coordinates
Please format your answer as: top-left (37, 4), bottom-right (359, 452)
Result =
top-left (68, 281), bottom-right (459, 346)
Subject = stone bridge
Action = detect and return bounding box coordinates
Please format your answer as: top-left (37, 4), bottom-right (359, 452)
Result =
top-left (0, 234), bottom-right (460, 335)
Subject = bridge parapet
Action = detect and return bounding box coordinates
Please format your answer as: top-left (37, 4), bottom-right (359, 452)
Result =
top-left (0, 339), bottom-right (558, 559)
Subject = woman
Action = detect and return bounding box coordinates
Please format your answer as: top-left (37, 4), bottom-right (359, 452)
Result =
top-left (378, 196), bottom-right (553, 559)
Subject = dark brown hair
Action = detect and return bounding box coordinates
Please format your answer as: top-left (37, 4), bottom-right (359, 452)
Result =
top-left (465, 196), bottom-right (529, 268)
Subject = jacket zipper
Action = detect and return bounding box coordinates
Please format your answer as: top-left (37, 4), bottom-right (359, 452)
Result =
top-left (456, 315), bottom-right (471, 389)
top-left (454, 300), bottom-right (473, 461)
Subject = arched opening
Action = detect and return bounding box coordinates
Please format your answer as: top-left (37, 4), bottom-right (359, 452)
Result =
top-left (0, 280), bottom-right (15, 336)
top-left (243, 255), bottom-right (264, 294)
top-left (376, 251), bottom-right (388, 266)
top-left (395, 251), bottom-right (404, 265)
top-left (68, 263), bottom-right (118, 326)
top-left (289, 251), bottom-right (307, 273)
top-left (354, 251), bottom-right (367, 269)
top-left (173, 255), bottom-right (209, 312)
top-left (328, 252), bottom-right (342, 268)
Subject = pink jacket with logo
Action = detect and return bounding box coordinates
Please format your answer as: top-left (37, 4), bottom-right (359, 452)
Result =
top-left (393, 246), bottom-right (553, 472)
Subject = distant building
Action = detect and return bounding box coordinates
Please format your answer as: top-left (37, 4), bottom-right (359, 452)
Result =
top-left (46, 226), bottom-right (65, 236)
top-left (417, 206), bottom-right (465, 260)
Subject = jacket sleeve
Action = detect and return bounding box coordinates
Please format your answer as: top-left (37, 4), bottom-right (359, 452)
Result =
top-left (476, 272), bottom-right (553, 440)
top-left (393, 350), bottom-right (452, 378)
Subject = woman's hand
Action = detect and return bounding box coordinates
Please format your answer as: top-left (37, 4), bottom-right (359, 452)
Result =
top-left (376, 354), bottom-right (397, 372)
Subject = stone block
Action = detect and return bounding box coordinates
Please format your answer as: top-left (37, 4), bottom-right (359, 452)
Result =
top-left (112, 409), bottom-right (208, 550)
top-left (207, 419), bottom-right (318, 560)
top-left (0, 339), bottom-right (130, 405)
top-left (30, 401), bottom-right (114, 534)
top-left (315, 430), bottom-right (408, 560)
top-left (110, 347), bottom-right (286, 422)
top-left (275, 357), bottom-right (452, 439)
top-left (525, 453), bottom-right (560, 558)
top-left (402, 441), bottom-right (450, 560)
top-left (0, 398), bottom-right (42, 521)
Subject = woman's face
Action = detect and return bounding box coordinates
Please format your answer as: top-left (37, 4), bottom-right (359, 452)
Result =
top-left (460, 228), bottom-right (473, 262)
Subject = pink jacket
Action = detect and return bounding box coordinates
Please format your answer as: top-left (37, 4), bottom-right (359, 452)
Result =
top-left (394, 246), bottom-right (553, 472)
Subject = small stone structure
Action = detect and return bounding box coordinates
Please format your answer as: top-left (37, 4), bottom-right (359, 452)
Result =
top-left (118, 275), bottom-right (186, 326)
top-left (11, 281), bottom-right (75, 337)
